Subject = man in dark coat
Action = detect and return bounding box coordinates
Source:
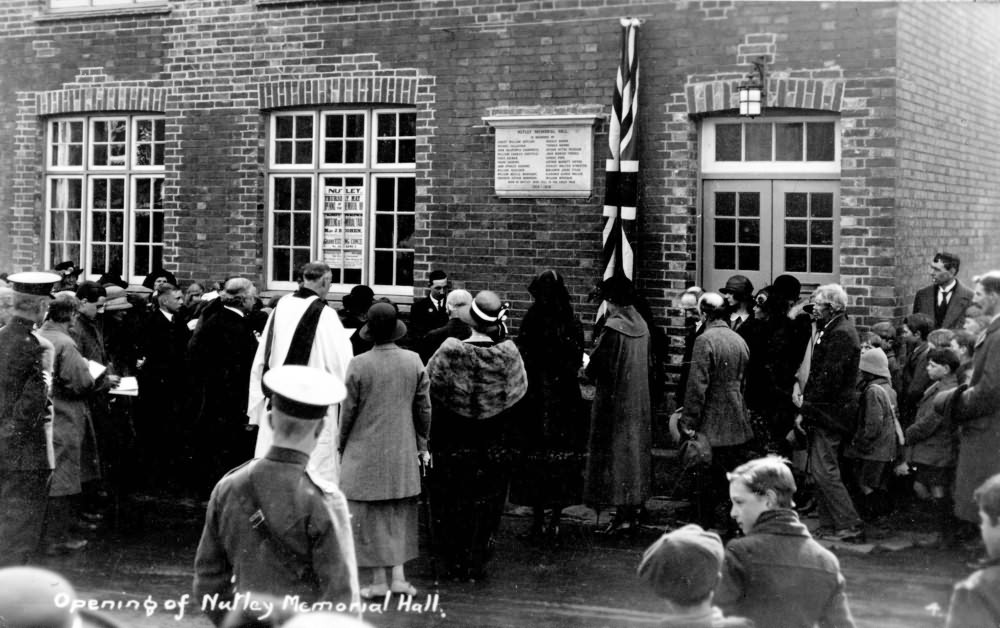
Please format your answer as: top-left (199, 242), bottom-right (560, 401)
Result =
top-left (0, 272), bottom-right (59, 566)
top-left (913, 252), bottom-right (975, 330)
top-left (418, 288), bottom-right (472, 363)
top-left (799, 284), bottom-right (863, 542)
top-left (187, 278), bottom-right (260, 494)
top-left (951, 271), bottom-right (1000, 525)
top-left (194, 365), bottom-right (359, 625)
top-left (408, 269), bottom-right (449, 342)
top-left (136, 282), bottom-right (190, 491)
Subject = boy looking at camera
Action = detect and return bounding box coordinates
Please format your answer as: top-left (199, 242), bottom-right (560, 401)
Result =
top-left (716, 456), bottom-right (856, 628)
top-left (945, 473), bottom-right (1000, 628)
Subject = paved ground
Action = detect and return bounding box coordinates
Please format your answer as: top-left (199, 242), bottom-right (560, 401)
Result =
top-left (38, 493), bottom-right (972, 628)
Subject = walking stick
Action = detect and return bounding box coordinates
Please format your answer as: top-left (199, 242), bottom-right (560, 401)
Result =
top-left (420, 455), bottom-right (439, 586)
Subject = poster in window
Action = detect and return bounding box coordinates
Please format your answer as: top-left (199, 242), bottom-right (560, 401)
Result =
top-left (322, 184), bottom-right (364, 270)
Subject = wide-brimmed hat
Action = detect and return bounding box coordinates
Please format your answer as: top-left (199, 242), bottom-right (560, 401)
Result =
top-left (359, 302), bottom-right (406, 343)
top-left (103, 286), bottom-right (132, 311)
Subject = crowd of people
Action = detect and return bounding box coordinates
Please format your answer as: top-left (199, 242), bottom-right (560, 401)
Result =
top-left (1, 250), bottom-right (1000, 628)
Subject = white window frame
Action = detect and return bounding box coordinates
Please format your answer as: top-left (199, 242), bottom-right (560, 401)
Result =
top-left (701, 116), bottom-right (841, 175)
top-left (265, 108), bottom-right (417, 296)
top-left (44, 114), bottom-right (167, 285)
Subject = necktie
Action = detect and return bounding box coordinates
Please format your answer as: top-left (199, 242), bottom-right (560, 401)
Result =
top-left (939, 289), bottom-right (951, 307)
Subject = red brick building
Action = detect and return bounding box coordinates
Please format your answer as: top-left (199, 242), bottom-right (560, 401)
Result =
top-left (2, 1), bottom-right (999, 358)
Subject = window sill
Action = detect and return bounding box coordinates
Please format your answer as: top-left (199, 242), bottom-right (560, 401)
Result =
top-left (255, 0), bottom-right (349, 7)
top-left (35, 5), bottom-right (171, 23)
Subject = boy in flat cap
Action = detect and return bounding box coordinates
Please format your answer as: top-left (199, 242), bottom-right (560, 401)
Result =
top-left (194, 365), bottom-right (360, 626)
top-left (716, 456), bottom-right (856, 628)
top-left (0, 272), bottom-right (59, 566)
top-left (638, 524), bottom-right (751, 627)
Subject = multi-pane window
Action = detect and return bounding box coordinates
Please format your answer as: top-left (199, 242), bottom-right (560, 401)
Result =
top-left (713, 191), bottom-right (761, 272)
top-left (268, 108), bottom-right (416, 294)
top-left (45, 116), bottom-right (166, 282)
top-left (784, 191), bottom-right (835, 274)
top-left (715, 121), bottom-right (835, 162)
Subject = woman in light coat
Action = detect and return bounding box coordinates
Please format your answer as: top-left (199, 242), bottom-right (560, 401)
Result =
top-left (339, 302), bottom-right (431, 599)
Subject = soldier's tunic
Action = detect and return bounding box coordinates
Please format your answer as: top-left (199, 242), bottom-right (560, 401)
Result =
top-left (193, 446), bottom-right (359, 626)
top-left (0, 315), bottom-right (51, 566)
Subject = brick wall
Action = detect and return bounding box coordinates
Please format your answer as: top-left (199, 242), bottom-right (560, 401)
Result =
top-left (895, 4), bottom-right (1000, 308)
top-left (1, 1), bottom-right (997, 343)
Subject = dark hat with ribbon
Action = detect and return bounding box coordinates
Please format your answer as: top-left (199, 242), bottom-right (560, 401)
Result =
top-left (263, 365), bottom-right (346, 420)
top-left (7, 272), bottom-right (60, 298)
top-left (359, 301), bottom-right (406, 343)
top-left (720, 274), bottom-right (754, 299)
top-left (342, 285), bottom-right (375, 313)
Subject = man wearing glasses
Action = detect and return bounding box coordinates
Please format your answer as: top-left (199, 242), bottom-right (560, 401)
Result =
top-left (798, 284), bottom-right (864, 543)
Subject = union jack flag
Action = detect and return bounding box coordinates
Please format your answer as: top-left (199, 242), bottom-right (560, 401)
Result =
top-left (602, 17), bottom-right (640, 284)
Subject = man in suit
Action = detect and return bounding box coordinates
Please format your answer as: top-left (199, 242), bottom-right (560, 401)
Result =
top-left (136, 282), bottom-right (190, 491)
top-left (194, 365), bottom-right (359, 625)
top-left (799, 284), bottom-right (864, 542)
top-left (187, 278), bottom-right (260, 494)
top-left (0, 272), bottom-right (59, 566)
top-left (680, 292), bottom-right (752, 531)
top-left (913, 252), bottom-right (974, 330)
top-left (952, 271), bottom-right (1000, 526)
top-left (418, 288), bottom-right (472, 363)
top-left (409, 269), bottom-right (450, 341)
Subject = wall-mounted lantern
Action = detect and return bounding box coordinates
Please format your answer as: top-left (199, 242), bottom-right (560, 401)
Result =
top-left (738, 57), bottom-right (767, 117)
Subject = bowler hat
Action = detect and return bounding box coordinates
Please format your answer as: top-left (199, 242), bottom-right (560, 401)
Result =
top-left (343, 285), bottom-right (375, 312)
top-left (637, 524), bottom-right (724, 605)
top-left (359, 302), bottom-right (406, 343)
top-left (772, 274), bottom-right (802, 302)
top-left (719, 274), bottom-right (754, 299)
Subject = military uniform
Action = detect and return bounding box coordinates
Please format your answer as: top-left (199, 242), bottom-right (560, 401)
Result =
top-left (194, 365), bottom-right (359, 627)
top-left (0, 273), bottom-right (59, 566)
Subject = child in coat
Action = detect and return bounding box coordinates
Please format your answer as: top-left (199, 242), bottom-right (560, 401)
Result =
top-left (900, 347), bottom-right (960, 547)
top-left (945, 473), bottom-right (1000, 628)
top-left (844, 347), bottom-right (899, 519)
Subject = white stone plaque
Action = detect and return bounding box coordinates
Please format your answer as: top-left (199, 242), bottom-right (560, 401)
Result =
top-left (484, 115), bottom-right (599, 198)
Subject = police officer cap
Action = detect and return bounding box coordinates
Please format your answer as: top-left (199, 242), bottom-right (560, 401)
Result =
top-left (7, 272), bottom-right (61, 297)
top-left (264, 365), bottom-right (346, 420)
top-left (283, 612), bottom-right (376, 628)
top-left (0, 566), bottom-right (77, 628)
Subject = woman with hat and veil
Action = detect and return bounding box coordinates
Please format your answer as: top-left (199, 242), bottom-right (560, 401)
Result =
top-left (338, 302), bottom-right (432, 598)
top-left (426, 291), bottom-right (527, 580)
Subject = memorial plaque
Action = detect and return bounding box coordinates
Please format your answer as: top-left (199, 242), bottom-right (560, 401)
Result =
top-left (484, 115), bottom-right (598, 198)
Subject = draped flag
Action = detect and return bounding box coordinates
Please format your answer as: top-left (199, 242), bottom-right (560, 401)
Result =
top-left (602, 17), bottom-right (640, 284)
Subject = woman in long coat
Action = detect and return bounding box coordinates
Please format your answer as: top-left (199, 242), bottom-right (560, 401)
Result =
top-left (426, 290), bottom-right (527, 580)
top-left (584, 276), bottom-right (652, 534)
top-left (38, 296), bottom-right (99, 553)
top-left (510, 270), bottom-right (585, 538)
top-left (339, 302), bottom-right (431, 598)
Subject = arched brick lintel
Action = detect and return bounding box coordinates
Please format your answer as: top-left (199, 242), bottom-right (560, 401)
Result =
top-left (258, 76), bottom-right (421, 110)
top-left (36, 86), bottom-right (168, 115)
top-left (686, 78), bottom-right (845, 115)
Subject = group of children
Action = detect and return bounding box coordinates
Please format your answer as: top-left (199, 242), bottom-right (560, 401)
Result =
top-left (843, 312), bottom-right (981, 547)
top-left (637, 456), bottom-right (1000, 628)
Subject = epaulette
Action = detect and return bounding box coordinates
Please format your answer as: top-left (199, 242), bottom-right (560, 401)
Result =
top-left (305, 467), bottom-right (338, 494)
